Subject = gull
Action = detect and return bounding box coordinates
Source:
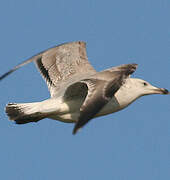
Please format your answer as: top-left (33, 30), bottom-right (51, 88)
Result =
top-left (0, 41), bottom-right (169, 134)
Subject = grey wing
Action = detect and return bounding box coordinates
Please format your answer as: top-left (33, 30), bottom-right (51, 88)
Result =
top-left (72, 78), bottom-right (122, 134)
top-left (72, 63), bottom-right (138, 134)
top-left (0, 41), bottom-right (97, 97)
top-left (35, 41), bottom-right (97, 97)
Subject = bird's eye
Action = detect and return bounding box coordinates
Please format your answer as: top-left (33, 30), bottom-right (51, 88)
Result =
top-left (143, 82), bottom-right (147, 86)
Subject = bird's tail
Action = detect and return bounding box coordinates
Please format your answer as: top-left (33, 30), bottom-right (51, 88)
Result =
top-left (5, 102), bottom-right (47, 124)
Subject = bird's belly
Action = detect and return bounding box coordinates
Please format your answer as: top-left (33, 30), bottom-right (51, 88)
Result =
top-left (48, 98), bottom-right (83, 123)
top-left (48, 96), bottom-right (124, 122)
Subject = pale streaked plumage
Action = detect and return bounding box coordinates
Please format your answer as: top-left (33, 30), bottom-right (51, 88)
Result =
top-left (0, 41), bottom-right (169, 134)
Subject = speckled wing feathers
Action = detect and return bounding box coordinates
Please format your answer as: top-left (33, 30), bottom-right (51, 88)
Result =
top-left (0, 41), bottom-right (96, 97)
top-left (35, 41), bottom-right (97, 97)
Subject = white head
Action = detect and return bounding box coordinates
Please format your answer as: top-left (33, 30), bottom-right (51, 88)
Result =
top-left (127, 78), bottom-right (169, 96)
top-left (115, 78), bottom-right (169, 108)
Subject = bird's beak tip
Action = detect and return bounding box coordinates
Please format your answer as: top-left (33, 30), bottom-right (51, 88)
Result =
top-left (159, 88), bottom-right (169, 95)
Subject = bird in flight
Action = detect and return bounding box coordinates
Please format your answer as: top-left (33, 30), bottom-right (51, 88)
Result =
top-left (0, 41), bottom-right (169, 134)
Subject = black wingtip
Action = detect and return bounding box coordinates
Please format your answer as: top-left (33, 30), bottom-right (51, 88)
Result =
top-left (0, 69), bottom-right (15, 81)
top-left (0, 53), bottom-right (42, 82)
top-left (72, 125), bottom-right (81, 135)
top-left (72, 127), bottom-right (78, 135)
top-left (130, 63), bottom-right (138, 71)
top-left (120, 63), bottom-right (138, 76)
top-left (127, 63), bottom-right (138, 73)
top-left (72, 131), bottom-right (76, 135)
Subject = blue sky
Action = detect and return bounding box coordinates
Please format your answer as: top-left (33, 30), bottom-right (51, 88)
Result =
top-left (0, 0), bottom-right (170, 179)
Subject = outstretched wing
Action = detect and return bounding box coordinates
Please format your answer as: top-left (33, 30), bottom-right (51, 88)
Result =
top-left (35, 41), bottom-right (96, 97)
top-left (72, 63), bottom-right (138, 134)
top-left (0, 41), bottom-right (96, 97)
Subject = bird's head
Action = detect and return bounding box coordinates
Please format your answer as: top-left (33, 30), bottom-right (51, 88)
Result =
top-left (126, 78), bottom-right (169, 97)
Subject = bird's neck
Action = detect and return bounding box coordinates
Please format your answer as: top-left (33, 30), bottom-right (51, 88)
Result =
top-left (114, 83), bottom-right (142, 109)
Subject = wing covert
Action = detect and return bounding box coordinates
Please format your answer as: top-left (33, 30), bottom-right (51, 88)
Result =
top-left (35, 41), bottom-right (96, 97)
